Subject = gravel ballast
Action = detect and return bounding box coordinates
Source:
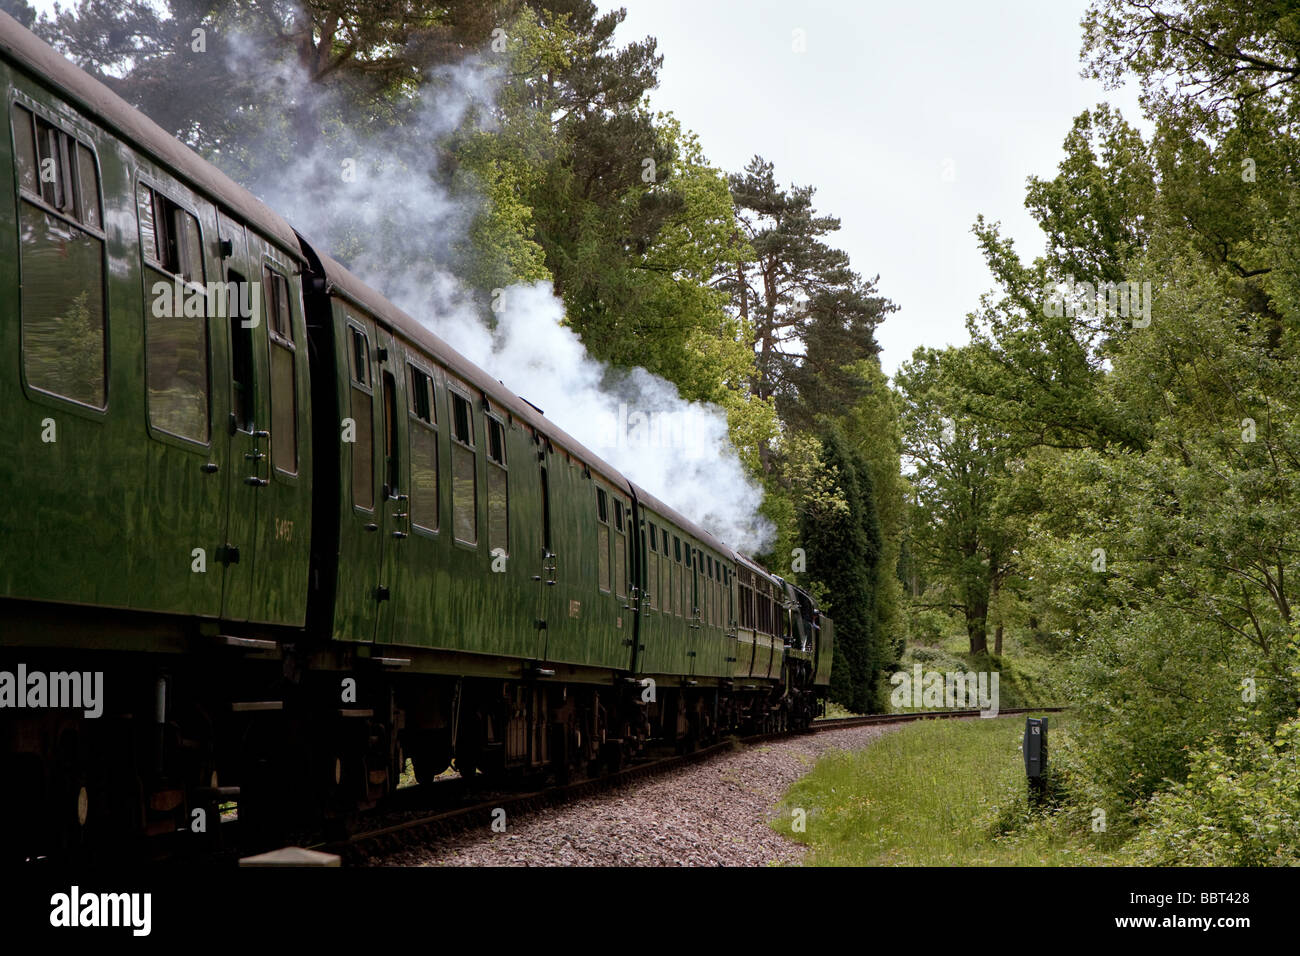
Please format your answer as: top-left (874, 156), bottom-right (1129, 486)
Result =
top-left (378, 723), bottom-right (896, 867)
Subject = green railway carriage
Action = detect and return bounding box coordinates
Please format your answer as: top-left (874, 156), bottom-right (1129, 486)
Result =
top-left (630, 486), bottom-right (737, 681)
top-left (0, 11), bottom-right (830, 855)
top-left (302, 247), bottom-right (643, 676)
top-left (0, 16), bottom-right (313, 628)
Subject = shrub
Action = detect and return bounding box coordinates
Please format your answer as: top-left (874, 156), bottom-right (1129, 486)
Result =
top-left (1125, 716), bottom-right (1300, 865)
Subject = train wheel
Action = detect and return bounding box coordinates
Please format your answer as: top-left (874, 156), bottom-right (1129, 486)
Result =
top-left (455, 750), bottom-right (477, 780)
top-left (409, 730), bottom-right (451, 786)
top-left (601, 739), bottom-right (625, 773)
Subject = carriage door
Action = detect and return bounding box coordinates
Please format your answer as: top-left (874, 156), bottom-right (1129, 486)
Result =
top-left (688, 546), bottom-right (700, 676)
top-left (337, 313), bottom-right (384, 644)
top-left (725, 566), bottom-right (740, 676)
top-left (216, 213), bottom-right (259, 622)
top-left (534, 434), bottom-right (556, 661)
top-left (373, 327), bottom-right (407, 645)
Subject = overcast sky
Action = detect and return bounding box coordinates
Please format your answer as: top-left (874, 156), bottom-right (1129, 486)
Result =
top-left (601, 0), bottom-right (1145, 373)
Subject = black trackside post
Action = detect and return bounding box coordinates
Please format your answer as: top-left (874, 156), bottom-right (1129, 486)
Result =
top-left (1024, 716), bottom-right (1048, 806)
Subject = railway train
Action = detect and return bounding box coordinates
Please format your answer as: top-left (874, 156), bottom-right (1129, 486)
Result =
top-left (0, 11), bottom-right (833, 858)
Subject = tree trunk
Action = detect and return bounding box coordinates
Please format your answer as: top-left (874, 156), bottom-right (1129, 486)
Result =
top-left (989, 574), bottom-right (1002, 655)
top-left (966, 600), bottom-right (988, 655)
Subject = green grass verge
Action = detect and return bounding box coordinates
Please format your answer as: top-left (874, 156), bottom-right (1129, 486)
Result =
top-left (771, 714), bottom-right (1120, 866)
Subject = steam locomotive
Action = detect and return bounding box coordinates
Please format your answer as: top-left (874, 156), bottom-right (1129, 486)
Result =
top-left (0, 12), bottom-right (833, 857)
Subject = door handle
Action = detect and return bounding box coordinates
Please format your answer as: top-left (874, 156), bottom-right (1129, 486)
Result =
top-left (200, 462), bottom-right (219, 473)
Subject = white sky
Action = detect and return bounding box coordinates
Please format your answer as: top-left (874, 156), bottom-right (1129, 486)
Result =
top-left (602, 0), bottom-right (1145, 373)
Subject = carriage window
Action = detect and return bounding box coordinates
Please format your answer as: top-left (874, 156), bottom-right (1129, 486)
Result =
top-left (351, 327), bottom-right (370, 387)
top-left (264, 267), bottom-right (292, 338)
top-left (487, 416), bottom-right (506, 465)
top-left (15, 105), bottom-right (107, 408)
top-left (141, 185), bottom-right (208, 441)
top-left (449, 389), bottom-right (477, 544)
top-left (596, 488), bottom-right (611, 592)
top-left (486, 416), bottom-right (508, 555)
top-left (13, 105), bottom-right (37, 195)
top-left (382, 370), bottom-right (399, 495)
top-left (408, 365), bottom-right (439, 532)
top-left (19, 206), bottom-right (107, 408)
top-left (228, 269), bottom-right (254, 431)
top-left (13, 107), bottom-right (101, 228)
top-left (349, 325), bottom-right (374, 509)
top-left (139, 185), bottom-right (202, 285)
top-left (452, 391), bottom-right (472, 444)
top-left (615, 507), bottom-right (627, 600)
top-left (265, 267), bottom-right (296, 472)
top-left (76, 144), bottom-right (101, 230)
top-left (34, 114), bottom-right (62, 210)
top-left (409, 365), bottom-right (433, 423)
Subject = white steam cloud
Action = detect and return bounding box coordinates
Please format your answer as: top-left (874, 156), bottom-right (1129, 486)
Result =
top-left (229, 37), bottom-right (773, 553)
top-left (431, 283), bottom-right (773, 552)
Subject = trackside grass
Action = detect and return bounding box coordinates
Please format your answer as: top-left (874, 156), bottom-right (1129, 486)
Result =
top-left (771, 715), bottom-right (1120, 865)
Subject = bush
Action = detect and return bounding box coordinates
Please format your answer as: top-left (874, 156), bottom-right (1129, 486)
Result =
top-left (1050, 609), bottom-right (1253, 822)
top-left (904, 605), bottom-right (957, 645)
top-left (1125, 716), bottom-right (1300, 865)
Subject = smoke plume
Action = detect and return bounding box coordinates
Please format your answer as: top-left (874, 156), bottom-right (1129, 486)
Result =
top-left (228, 35), bottom-right (774, 553)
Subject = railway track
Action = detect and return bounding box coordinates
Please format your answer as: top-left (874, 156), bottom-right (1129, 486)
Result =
top-left (325, 706), bottom-right (1064, 865)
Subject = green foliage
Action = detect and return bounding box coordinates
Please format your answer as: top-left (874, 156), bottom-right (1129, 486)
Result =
top-left (449, 5), bottom-right (571, 292)
top-left (1126, 715), bottom-right (1300, 865)
top-left (36, 0), bottom-right (509, 166)
top-left (726, 156), bottom-right (890, 418)
top-left (1024, 105), bottom-right (1155, 285)
top-left (896, 346), bottom-right (1021, 655)
top-left (796, 427), bottom-right (888, 712)
top-left (0, 0), bottom-right (36, 28)
top-left (883, 0), bottom-right (1300, 863)
top-left (839, 361), bottom-right (907, 659)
